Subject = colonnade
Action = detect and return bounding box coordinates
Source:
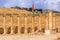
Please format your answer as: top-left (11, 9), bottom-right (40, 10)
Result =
top-left (0, 10), bottom-right (57, 34)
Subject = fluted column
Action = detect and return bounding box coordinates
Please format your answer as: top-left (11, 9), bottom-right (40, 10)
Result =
top-left (3, 16), bottom-right (6, 34)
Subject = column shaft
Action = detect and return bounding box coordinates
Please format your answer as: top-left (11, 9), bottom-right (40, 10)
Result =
top-left (49, 10), bottom-right (53, 30)
top-left (25, 17), bottom-right (27, 34)
top-left (46, 14), bottom-right (49, 30)
top-left (32, 17), bottom-right (34, 33)
top-left (39, 14), bottom-right (42, 31)
top-left (3, 16), bottom-right (6, 34)
top-left (53, 14), bottom-right (56, 29)
top-left (18, 16), bottom-right (20, 34)
top-left (11, 16), bottom-right (14, 34)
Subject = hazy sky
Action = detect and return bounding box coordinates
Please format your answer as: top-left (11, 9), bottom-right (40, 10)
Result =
top-left (0, 0), bottom-right (60, 12)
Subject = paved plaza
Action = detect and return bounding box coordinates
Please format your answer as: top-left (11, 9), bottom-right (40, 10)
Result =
top-left (0, 33), bottom-right (57, 40)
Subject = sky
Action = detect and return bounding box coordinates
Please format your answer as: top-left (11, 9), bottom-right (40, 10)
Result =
top-left (0, 0), bottom-right (60, 12)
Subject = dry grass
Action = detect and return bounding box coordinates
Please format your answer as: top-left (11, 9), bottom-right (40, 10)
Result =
top-left (0, 8), bottom-right (32, 14)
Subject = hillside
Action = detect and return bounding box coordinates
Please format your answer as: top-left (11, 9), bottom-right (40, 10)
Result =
top-left (0, 8), bottom-right (32, 15)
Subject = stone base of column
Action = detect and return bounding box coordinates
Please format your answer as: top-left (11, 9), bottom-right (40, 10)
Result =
top-left (31, 29), bottom-right (34, 34)
top-left (4, 31), bottom-right (7, 34)
top-left (18, 30), bottom-right (20, 34)
top-left (45, 30), bottom-right (51, 35)
top-left (24, 29), bottom-right (28, 35)
top-left (4, 27), bottom-right (7, 34)
top-left (11, 30), bottom-right (14, 34)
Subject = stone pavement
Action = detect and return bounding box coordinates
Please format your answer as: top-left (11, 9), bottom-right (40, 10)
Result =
top-left (0, 33), bottom-right (57, 40)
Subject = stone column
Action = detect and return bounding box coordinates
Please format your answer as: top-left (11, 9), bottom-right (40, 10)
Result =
top-left (46, 14), bottom-right (49, 30)
top-left (48, 10), bottom-right (53, 32)
top-left (3, 16), bottom-right (6, 34)
top-left (32, 16), bottom-right (34, 34)
top-left (39, 14), bottom-right (42, 31)
top-left (17, 16), bottom-right (20, 34)
top-left (11, 16), bottom-right (14, 34)
top-left (45, 13), bottom-right (51, 35)
top-left (25, 16), bottom-right (27, 34)
top-left (53, 14), bottom-right (56, 30)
